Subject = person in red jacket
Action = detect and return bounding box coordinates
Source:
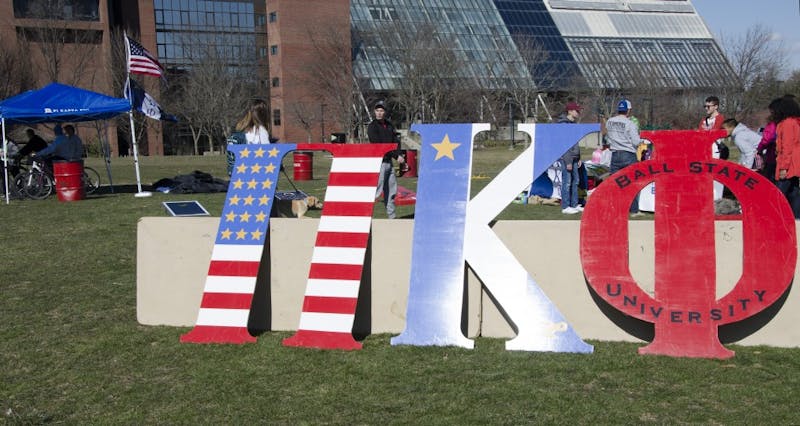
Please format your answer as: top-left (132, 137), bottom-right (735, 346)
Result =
top-left (699, 96), bottom-right (725, 131)
top-left (773, 96), bottom-right (800, 217)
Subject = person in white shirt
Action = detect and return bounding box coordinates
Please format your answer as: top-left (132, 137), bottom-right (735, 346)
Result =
top-left (722, 118), bottom-right (760, 169)
top-left (236, 99), bottom-right (271, 144)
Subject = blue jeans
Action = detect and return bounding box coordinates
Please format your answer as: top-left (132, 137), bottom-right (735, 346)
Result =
top-left (610, 150), bottom-right (639, 213)
top-left (375, 162), bottom-right (397, 219)
top-left (560, 159), bottom-right (579, 209)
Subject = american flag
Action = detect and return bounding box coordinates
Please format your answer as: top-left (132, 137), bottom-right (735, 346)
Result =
top-left (126, 36), bottom-right (164, 78)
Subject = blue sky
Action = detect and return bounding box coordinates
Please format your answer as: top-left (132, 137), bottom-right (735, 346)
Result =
top-left (693, 0), bottom-right (800, 73)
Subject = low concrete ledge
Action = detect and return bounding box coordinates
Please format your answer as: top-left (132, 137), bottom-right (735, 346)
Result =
top-left (137, 217), bottom-right (800, 347)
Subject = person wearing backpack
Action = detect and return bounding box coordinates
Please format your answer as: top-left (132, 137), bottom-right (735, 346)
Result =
top-left (236, 99), bottom-right (271, 144)
top-left (368, 100), bottom-right (405, 219)
top-left (699, 95), bottom-right (729, 160)
top-left (227, 99), bottom-right (271, 175)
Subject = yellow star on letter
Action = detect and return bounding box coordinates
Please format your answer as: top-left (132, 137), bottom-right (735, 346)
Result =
top-left (243, 195), bottom-right (255, 206)
top-left (236, 163), bottom-right (247, 174)
top-left (268, 148), bottom-right (279, 157)
top-left (250, 164), bottom-right (262, 174)
top-left (254, 148), bottom-right (266, 158)
top-left (232, 178), bottom-right (244, 189)
top-left (247, 179), bottom-right (257, 189)
top-left (236, 228), bottom-right (247, 240)
top-left (255, 211), bottom-right (267, 222)
top-left (229, 194), bottom-right (241, 205)
top-left (239, 211), bottom-right (251, 222)
top-left (432, 134), bottom-right (460, 160)
top-left (258, 195), bottom-right (270, 206)
top-left (261, 178), bottom-right (273, 189)
top-left (265, 163), bottom-right (276, 173)
top-left (251, 229), bottom-right (263, 240)
top-left (225, 211), bottom-right (236, 222)
top-left (220, 228), bottom-right (232, 239)
top-left (240, 147), bottom-right (251, 158)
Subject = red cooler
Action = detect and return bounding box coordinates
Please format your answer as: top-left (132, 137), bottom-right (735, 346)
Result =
top-left (404, 149), bottom-right (418, 177)
top-left (53, 160), bottom-right (85, 202)
top-left (293, 151), bottom-right (313, 181)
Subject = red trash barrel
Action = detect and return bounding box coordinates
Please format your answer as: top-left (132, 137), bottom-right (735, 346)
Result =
top-left (293, 151), bottom-right (313, 181)
top-left (53, 160), bottom-right (85, 202)
top-left (404, 149), bottom-right (418, 177)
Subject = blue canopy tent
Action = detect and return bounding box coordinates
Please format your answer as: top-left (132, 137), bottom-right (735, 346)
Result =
top-left (0, 83), bottom-right (146, 203)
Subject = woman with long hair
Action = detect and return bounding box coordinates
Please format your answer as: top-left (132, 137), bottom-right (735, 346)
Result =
top-left (773, 96), bottom-right (800, 217)
top-left (235, 99), bottom-right (271, 144)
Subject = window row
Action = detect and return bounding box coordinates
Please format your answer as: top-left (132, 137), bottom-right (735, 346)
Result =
top-left (12, 0), bottom-right (99, 21)
top-left (155, 9), bottom-right (263, 30)
top-left (154, 0), bottom-right (254, 14)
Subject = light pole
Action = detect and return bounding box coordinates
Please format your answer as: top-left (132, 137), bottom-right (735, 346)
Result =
top-left (320, 103), bottom-right (326, 142)
top-left (508, 97), bottom-right (515, 150)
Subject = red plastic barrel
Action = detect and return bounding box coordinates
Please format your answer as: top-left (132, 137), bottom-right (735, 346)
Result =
top-left (293, 151), bottom-right (313, 181)
top-left (404, 149), bottom-right (418, 178)
top-left (53, 160), bottom-right (85, 202)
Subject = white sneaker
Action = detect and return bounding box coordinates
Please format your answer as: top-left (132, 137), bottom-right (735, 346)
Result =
top-left (562, 207), bottom-right (579, 214)
top-left (574, 205), bottom-right (584, 212)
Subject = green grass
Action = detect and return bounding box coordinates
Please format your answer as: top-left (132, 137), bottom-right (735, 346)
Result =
top-left (1, 147), bottom-right (796, 423)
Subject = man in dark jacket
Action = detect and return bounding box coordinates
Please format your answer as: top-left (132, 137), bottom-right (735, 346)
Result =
top-left (367, 100), bottom-right (405, 219)
top-left (558, 101), bottom-right (583, 214)
top-left (17, 128), bottom-right (49, 159)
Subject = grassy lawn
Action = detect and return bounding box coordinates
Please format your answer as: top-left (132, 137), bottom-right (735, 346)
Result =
top-left (1, 146), bottom-right (797, 423)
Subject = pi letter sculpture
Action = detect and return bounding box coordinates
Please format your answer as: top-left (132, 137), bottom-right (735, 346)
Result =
top-left (581, 130), bottom-right (796, 359)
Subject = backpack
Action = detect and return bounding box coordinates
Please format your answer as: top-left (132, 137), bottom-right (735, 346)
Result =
top-left (716, 141), bottom-right (730, 160)
top-left (226, 131), bottom-right (247, 176)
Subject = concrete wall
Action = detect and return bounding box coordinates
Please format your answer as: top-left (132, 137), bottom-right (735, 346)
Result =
top-left (137, 217), bottom-right (800, 347)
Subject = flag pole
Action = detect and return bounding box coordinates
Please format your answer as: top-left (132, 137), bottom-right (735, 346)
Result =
top-left (129, 110), bottom-right (150, 197)
top-left (125, 32), bottom-right (151, 198)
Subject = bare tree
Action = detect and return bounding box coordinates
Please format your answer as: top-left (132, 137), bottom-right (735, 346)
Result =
top-left (0, 40), bottom-right (35, 100)
top-left (15, 0), bottom-right (103, 87)
top-left (507, 34), bottom-right (560, 122)
top-left (300, 24), bottom-right (361, 141)
top-left (287, 101), bottom-right (318, 143)
top-left (784, 70), bottom-right (800, 98)
top-left (720, 24), bottom-right (788, 122)
top-left (367, 22), bottom-right (468, 124)
top-left (166, 34), bottom-right (259, 155)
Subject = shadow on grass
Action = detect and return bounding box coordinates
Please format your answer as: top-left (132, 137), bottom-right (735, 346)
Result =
top-left (93, 184), bottom-right (155, 195)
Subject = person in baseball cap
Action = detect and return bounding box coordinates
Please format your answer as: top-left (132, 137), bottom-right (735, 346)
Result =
top-left (566, 101), bottom-right (583, 114)
top-left (606, 99), bottom-right (643, 217)
top-left (558, 101), bottom-right (584, 214)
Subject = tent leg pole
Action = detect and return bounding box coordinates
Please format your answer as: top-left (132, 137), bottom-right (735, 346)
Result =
top-left (99, 121), bottom-right (114, 193)
top-left (129, 111), bottom-right (151, 198)
top-left (2, 118), bottom-right (9, 205)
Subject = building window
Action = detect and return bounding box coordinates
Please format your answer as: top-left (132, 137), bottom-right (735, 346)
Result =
top-left (269, 12), bottom-right (277, 23)
top-left (13, 0), bottom-right (100, 21)
top-left (273, 109), bottom-right (281, 126)
top-left (259, 47), bottom-right (267, 58)
top-left (256, 14), bottom-right (266, 26)
top-left (270, 45), bottom-right (278, 55)
top-left (271, 77), bottom-right (280, 87)
top-left (368, 6), bottom-right (398, 21)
